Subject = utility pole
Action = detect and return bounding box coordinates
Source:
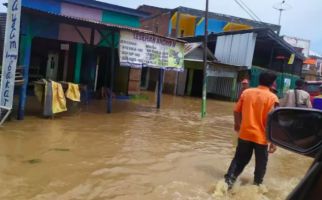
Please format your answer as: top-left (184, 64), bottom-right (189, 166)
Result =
top-left (273, 0), bottom-right (291, 34)
top-left (201, 0), bottom-right (209, 118)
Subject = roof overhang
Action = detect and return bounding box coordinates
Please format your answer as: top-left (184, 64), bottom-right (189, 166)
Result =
top-left (22, 7), bottom-right (185, 44)
top-left (181, 28), bottom-right (305, 61)
top-left (62, 0), bottom-right (149, 18)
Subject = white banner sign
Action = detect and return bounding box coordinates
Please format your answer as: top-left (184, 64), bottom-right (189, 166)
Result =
top-left (119, 31), bottom-right (184, 71)
top-left (0, 0), bottom-right (22, 109)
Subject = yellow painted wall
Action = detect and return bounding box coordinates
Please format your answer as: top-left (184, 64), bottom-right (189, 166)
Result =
top-left (171, 12), bottom-right (197, 37)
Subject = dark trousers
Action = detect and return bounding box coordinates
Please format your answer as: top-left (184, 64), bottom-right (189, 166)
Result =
top-left (225, 138), bottom-right (268, 184)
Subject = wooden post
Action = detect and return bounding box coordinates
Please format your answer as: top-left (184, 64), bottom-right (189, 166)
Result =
top-left (231, 73), bottom-right (238, 102)
top-left (173, 12), bottom-right (181, 96)
top-left (187, 69), bottom-right (194, 96)
top-left (176, 12), bottom-right (181, 38)
top-left (174, 71), bottom-right (179, 95)
top-left (107, 31), bottom-right (115, 113)
top-left (269, 47), bottom-right (274, 68)
top-left (94, 56), bottom-right (99, 92)
top-left (74, 43), bottom-right (83, 83)
top-left (17, 34), bottom-right (32, 120)
top-left (88, 47), bottom-right (97, 89)
top-left (157, 69), bottom-right (164, 109)
top-left (63, 49), bottom-right (69, 81)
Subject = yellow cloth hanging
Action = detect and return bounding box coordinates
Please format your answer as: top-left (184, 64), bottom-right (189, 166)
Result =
top-left (65, 83), bottom-right (81, 102)
top-left (51, 81), bottom-right (67, 114)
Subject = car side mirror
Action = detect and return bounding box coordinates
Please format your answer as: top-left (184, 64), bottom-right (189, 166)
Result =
top-left (267, 108), bottom-right (322, 157)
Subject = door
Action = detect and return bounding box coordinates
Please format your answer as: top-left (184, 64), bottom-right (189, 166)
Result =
top-left (46, 52), bottom-right (59, 81)
top-left (177, 69), bottom-right (188, 96)
top-left (128, 68), bottom-right (141, 95)
top-left (191, 70), bottom-right (203, 97)
top-left (140, 67), bottom-right (149, 90)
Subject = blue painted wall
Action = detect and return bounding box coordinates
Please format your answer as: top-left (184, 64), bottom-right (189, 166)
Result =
top-left (195, 18), bottom-right (227, 36)
top-left (22, 0), bottom-right (61, 14)
top-left (21, 14), bottom-right (59, 40)
top-left (20, 13), bottom-right (29, 35)
top-left (30, 17), bottom-right (59, 39)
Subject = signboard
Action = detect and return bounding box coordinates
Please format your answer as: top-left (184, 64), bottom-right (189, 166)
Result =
top-left (119, 31), bottom-right (184, 71)
top-left (288, 54), bottom-right (295, 65)
top-left (0, 0), bottom-right (22, 109)
top-left (60, 43), bottom-right (70, 51)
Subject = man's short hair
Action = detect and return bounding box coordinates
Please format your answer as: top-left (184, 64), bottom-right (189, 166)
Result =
top-left (295, 79), bottom-right (305, 88)
top-left (259, 72), bottom-right (277, 87)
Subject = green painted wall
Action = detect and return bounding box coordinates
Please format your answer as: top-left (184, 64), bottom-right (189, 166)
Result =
top-left (250, 66), bottom-right (300, 98)
top-left (102, 11), bottom-right (140, 27)
top-left (74, 43), bottom-right (83, 83)
top-left (98, 31), bottom-right (120, 48)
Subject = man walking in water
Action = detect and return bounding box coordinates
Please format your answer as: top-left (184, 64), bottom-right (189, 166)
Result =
top-left (225, 72), bottom-right (279, 189)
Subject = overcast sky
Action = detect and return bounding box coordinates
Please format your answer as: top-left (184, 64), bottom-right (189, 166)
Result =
top-left (0, 0), bottom-right (321, 54)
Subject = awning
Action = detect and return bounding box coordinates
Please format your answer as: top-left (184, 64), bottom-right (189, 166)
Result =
top-left (181, 28), bottom-right (306, 61)
top-left (184, 42), bottom-right (216, 62)
top-left (304, 58), bottom-right (317, 65)
top-left (184, 42), bottom-right (202, 55)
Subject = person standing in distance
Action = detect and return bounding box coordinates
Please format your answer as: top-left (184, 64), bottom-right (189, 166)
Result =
top-left (237, 79), bottom-right (250, 100)
top-left (224, 72), bottom-right (279, 189)
top-left (280, 79), bottom-right (312, 108)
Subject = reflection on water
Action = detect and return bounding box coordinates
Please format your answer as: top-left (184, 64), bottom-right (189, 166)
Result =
top-left (0, 93), bottom-right (312, 199)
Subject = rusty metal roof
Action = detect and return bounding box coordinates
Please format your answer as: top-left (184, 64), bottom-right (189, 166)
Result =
top-left (23, 7), bottom-right (186, 43)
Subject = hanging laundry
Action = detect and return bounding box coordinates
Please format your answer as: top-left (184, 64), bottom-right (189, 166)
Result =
top-left (65, 83), bottom-right (81, 102)
top-left (51, 81), bottom-right (67, 114)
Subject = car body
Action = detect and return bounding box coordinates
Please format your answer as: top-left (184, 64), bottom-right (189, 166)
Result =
top-left (267, 108), bottom-right (322, 200)
top-left (305, 81), bottom-right (322, 103)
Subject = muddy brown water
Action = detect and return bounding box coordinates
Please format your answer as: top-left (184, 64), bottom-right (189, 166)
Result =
top-left (0, 93), bottom-right (312, 200)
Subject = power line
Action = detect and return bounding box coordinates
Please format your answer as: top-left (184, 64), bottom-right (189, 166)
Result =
top-left (233, 0), bottom-right (260, 22)
top-left (238, 0), bottom-right (262, 22)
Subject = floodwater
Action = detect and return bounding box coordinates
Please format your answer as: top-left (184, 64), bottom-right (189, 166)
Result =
top-left (0, 93), bottom-right (313, 200)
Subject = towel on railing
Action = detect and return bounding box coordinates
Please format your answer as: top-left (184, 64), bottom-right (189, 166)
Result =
top-left (65, 83), bottom-right (80, 102)
top-left (51, 81), bottom-right (67, 114)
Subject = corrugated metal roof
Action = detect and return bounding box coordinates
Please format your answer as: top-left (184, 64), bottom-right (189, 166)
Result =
top-left (215, 32), bottom-right (257, 68)
top-left (62, 0), bottom-right (149, 18)
top-left (23, 7), bottom-right (185, 43)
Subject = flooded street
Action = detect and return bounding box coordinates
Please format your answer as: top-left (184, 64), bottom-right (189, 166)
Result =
top-left (0, 93), bottom-right (312, 200)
